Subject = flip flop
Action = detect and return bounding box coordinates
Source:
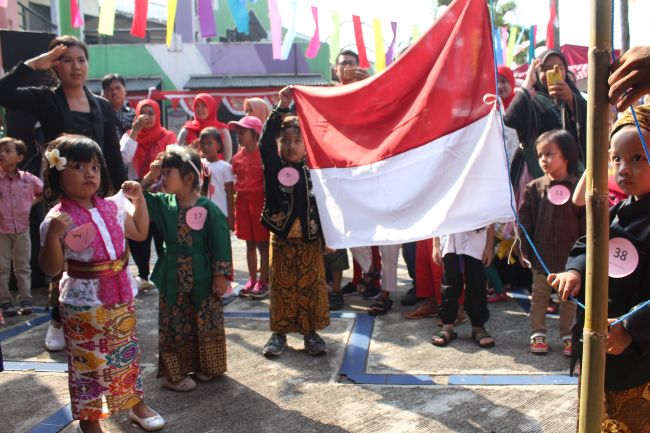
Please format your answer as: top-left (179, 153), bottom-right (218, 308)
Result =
top-left (431, 328), bottom-right (457, 347)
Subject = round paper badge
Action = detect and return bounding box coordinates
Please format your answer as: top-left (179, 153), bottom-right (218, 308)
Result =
top-left (186, 207), bottom-right (208, 230)
top-left (548, 185), bottom-right (571, 205)
top-left (64, 223), bottom-right (96, 252)
top-left (278, 167), bottom-right (299, 187)
top-left (608, 237), bottom-right (639, 278)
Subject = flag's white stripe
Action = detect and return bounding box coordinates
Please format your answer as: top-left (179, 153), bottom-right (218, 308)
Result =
top-left (310, 110), bottom-right (514, 249)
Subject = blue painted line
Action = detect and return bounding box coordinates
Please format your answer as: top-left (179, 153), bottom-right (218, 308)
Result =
top-left (0, 314), bottom-right (50, 342)
top-left (223, 311), bottom-right (356, 319)
top-left (448, 374), bottom-right (578, 386)
top-left (3, 361), bottom-right (68, 373)
top-left (339, 314), bottom-right (374, 376)
top-left (27, 404), bottom-right (72, 433)
top-left (509, 288), bottom-right (531, 313)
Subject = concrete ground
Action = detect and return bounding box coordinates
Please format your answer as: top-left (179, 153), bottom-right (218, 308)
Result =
top-left (0, 234), bottom-right (579, 433)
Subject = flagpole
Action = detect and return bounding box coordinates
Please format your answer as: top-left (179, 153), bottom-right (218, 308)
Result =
top-left (579, 1), bottom-right (611, 432)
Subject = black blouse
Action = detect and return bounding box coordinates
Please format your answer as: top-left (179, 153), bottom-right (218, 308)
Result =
top-left (0, 62), bottom-right (127, 190)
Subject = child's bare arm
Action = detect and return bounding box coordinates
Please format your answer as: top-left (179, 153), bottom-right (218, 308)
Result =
top-left (122, 181), bottom-right (149, 241)
top-left (39, 212), bottom-right (70, 276)
top-left (432, 237), bottom-right (442, 265)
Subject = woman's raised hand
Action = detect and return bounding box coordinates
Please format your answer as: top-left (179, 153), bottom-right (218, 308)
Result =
top-left (25, 45), bottom-right (67, 71)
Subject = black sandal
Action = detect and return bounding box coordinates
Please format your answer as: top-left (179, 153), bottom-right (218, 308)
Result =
top-left (357, 270), bottom-right (380, 294)
top-left (368, 297), bottom-right (393, 316)
top-left (471, 326), bottom-right (495, 348)
top-left (431, 327), bottom-right (457, 347)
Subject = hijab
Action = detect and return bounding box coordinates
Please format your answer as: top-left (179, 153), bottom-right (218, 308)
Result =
top-left (131, 99), bottom-right (176, 178)
top-left (245, 97), bottom-right (271, 123)
top-left (182, 93), bottom-right (227, 143)
top-left (497, 65), bottom-right (515, 110)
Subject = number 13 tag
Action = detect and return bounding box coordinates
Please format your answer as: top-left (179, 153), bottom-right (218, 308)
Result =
top-left (608, 237), bottom-right (639, 278)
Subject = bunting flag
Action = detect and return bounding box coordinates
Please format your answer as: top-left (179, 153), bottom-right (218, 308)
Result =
top-left (280, 0), bottom-right (298, 60)
top-left (329, 11), bottom-right (341, 65)
top-left (493, 28), bottom-right (504, 65)
top-left (98, 0), bottom-right (117, 36)
top-left (411, 24), bottom-right (420, 42)
top-left (305, 6), bottom-right (321, 58)
top-left (70, 0), bottom-right (83, 28)
top-left (505, 26), bottom-right (518, 66)
top-left (166, 0), bottom-right (178, 47)
top-left (528, 25), bottom-right (536, 62)
top-left (228, 0), bottom-right (249, 34)
top-left (198, 0), bottom-right (217, 38)
top-left (130, 0), bottom-right (148, 38)
top-left (352, 15), bottom-right (370, 69)
top-left (0, 0), bottom-right (8, 9)
top-left (268, 0), bottom-right (282, 59)
top-left (547, 1), bottom-right (558, 48)
top-left (372, 19), bottom-right (386, 72)
top-left (291, 0), bottom-right (511, 248)
top-left (385, 21), bottom-right (397, 66)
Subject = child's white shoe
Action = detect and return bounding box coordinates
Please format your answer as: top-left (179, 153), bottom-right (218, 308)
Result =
top-left (45, 322), bottom-right (65, 351)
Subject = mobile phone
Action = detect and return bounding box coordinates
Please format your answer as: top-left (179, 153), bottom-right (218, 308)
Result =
top-left (342, 68), bottom-right (356, 81)
top-left (546, 65), bottom-right (563, 87)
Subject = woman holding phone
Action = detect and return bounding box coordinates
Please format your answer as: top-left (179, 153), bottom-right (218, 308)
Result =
top-left (504, 49), bottom-right (587, 202)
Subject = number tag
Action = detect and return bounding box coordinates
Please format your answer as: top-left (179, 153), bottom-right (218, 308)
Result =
top-left (608, 237), bottom-right (639, 278)
top-left (186, 207), bottom-right (208, 231)
top-left (64, 223), bottom-right (96, 252)
top-left (548, 185), bottom-right (571, 205)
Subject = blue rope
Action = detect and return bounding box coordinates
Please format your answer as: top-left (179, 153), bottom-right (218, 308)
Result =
top-left (488, 0), bottom-right (585, 310)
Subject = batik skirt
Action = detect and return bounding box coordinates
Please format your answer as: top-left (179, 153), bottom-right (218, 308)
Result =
top-left (602, 381), bottom-right (650, 432)
top-left (60, 301), bottom-right (143, 420)
top-left (269, 234), bottom-right (330, 335)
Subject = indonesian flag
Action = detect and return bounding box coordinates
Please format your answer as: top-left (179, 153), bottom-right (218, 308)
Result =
top-left (292, 0), bottom-right (513, 249)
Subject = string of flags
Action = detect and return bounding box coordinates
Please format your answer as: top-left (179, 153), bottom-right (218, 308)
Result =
top-left (85, 0), bottom-right (553, 69)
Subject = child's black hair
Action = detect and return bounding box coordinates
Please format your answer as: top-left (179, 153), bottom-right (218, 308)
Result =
top-left (0, 137), bottom-right (28, 157)
top-left (43, 134), bottom-right (112, 201)
top-left (535, 129), bottom-right (579, 176)
top-left (161, 146), bottom-right (210, 196)
top-left (199, 127), bottom-right (224, 154)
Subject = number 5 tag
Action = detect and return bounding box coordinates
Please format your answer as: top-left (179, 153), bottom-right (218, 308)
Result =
top-left (608, 237), bottom-right (639, 278)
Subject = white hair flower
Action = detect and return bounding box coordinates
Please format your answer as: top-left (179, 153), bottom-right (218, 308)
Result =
top-left (45, 149), bottom-right (67, 171)
top-left (166, 144), bottom-right (191, 162)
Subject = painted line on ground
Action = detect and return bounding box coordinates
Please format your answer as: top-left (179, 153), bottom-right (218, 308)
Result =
top-left (3, 361), bottom-right (68, 373)
top-left (27, 404), bottom-right (72, 433)
top-left (0, 313), bottom-right (50, 343)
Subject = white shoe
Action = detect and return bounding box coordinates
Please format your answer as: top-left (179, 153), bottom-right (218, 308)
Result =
top-left (129, 409), bottom-right (166, 431)
top-left (45, 322), bottom-right (65, 351)
top-left (136, 277), bottom-right (156, 291)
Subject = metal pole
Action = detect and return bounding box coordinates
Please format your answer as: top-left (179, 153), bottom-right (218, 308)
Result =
top-left (579, 1), bottom-right (611, 432)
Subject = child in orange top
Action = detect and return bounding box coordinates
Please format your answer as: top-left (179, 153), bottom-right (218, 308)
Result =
top-left (229, 116), bottom-right (270, 298)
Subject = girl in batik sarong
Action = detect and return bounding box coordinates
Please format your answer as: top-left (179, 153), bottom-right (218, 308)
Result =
top-left (39, 135), bottom-right (164, 433)
top-left (142, 146), bottom-right (232, 392)
top-left (258, 87), bottom-right (330, 358)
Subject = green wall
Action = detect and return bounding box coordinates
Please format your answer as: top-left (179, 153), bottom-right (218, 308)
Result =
top-left (87, 45), bottom-right (174, 89)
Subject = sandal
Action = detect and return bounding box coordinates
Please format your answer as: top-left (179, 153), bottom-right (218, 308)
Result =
top-left (471, 326), bottom-right (495, 348)
top-left (431, 327), bottom-right (457, 347)
top-left (368, 297), bottom-right (393, 316)
top-left (357, 270), bottom-right (380, 294)
top-left (162, 376), bottom-right (197, 392)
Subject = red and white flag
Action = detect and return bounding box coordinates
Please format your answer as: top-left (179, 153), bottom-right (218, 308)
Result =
top-left (292, 0), bottom-right (513, 249)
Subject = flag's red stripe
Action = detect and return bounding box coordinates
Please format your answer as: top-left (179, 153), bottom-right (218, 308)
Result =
top-left (293, 0), bottom-right (494, 170)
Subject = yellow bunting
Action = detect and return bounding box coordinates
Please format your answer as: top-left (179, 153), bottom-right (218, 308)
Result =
top-left (98, 0), bottom-right (117, 36)
top-left (166, 0), bottom-right (179, 47)
top-left (373, 19), bottom-right (386, 72)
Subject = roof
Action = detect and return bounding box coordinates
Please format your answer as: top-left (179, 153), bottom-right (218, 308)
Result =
top-left (184, 74), bottom-right (330, 90)
top-left (86, 76), bottom-right (163, 95)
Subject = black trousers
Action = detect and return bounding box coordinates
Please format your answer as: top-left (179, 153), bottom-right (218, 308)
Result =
top-left (128, 223), bottom-right (163, 280)
top-left (438, 254), bottom-right (489, 327)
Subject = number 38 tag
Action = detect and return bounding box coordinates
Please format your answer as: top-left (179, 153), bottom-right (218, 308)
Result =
top-left (608, 237), bottom-right (639, 278)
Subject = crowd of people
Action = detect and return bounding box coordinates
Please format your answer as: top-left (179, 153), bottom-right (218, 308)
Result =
top-left (0, 34), bottom-right (648, 433)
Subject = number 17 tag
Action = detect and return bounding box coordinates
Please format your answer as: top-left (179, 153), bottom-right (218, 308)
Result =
top-left (608, 237), bottom-right (639, 278)
top-left (186, 207), bottom-right (208, 230)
